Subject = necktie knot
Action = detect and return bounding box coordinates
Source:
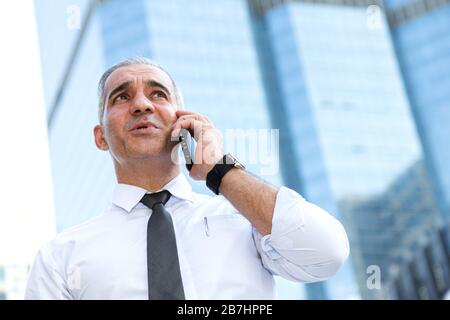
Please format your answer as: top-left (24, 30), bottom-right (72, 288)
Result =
top-left (141, 190), bottom-right (171, 210)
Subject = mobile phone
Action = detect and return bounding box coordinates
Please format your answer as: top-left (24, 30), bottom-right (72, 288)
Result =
top-left (178, 128), bottom-right (194, 171)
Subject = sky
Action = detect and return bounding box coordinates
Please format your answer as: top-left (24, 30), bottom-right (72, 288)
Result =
top-left (0, 0), bottom-right (56, 266)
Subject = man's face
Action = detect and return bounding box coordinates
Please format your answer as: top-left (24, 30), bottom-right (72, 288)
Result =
top-left (94, 64), bottom-right (179, 164)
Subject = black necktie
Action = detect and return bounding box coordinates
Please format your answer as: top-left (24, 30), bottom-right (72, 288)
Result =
top-left (141, 190), bottom-right (185, 300)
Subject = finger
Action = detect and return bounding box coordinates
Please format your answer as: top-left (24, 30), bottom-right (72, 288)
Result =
top-left (175, 110), bottom-right (197, 117)
top-left (176, 114), bottom-right (200, 122)
top-left (176, 110), bottom-right (211, 123)
top-left (173, 114), bottom-right (208, 129)
top-left (172, 115), bottom-right (198, 131)
top-left (174, 118), bottom-right (204, 131)
top-left (172, 118), bottom-right (205, 139)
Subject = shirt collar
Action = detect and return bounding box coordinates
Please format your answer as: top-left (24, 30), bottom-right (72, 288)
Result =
top-left (111, 173), bottom-right (193, 213)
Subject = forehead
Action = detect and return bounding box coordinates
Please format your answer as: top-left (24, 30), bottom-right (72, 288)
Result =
top-left (104, 64), bottom-right (174, 93)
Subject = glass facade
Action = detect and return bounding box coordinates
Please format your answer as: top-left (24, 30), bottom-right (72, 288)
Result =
top-left (253, 1), bottom-right (442, 299)
top-left (384, 0), bottom-right (416, 10)
top-left (388, 0), bottom-right (450, 216)
top-left (35, 0), bottom-right (113, 231)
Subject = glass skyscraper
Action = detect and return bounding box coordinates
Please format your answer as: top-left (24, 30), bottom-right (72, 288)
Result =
top-left (33, 0), bottom-right (449, 299)
top-left (386, 0), bottom-right (450, 217)
top-left (35, 0), bottom-right (111, 232)
top-left (251, 0), bottom-right (443, 299)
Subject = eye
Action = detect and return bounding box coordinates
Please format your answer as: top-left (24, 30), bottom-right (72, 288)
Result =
top-left (152, 90), bottom-right (168, 99)
top-left (114, 93), bottom-right (129, 103)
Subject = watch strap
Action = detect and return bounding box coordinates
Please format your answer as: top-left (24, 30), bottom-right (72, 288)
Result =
top-left (206, 154), bottom-right (242, 195)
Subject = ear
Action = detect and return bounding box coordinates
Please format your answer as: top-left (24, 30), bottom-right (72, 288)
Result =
top-left (94, 124), bottom-right (109, 151)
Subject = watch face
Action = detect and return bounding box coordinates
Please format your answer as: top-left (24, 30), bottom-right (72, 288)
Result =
top-left (226, 153), bottom-right (245, 169)
top-left (235, 161), bottom-right (245, 170)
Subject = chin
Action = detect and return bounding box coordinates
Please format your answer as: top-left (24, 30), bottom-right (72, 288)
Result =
top-left (124, 136), bottom-right (173, 158)
top-left (132, 144), bottom-right (167, 158)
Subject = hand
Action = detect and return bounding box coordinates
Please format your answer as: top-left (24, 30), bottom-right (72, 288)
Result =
top-left (171, 110), bottom-right (223, 180)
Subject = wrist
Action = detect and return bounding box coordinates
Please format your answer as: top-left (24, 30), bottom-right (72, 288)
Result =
top-left (206, 154), bottom-right (245, 195)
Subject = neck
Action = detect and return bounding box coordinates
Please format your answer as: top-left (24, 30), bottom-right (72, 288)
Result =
top-left (115, 156), bottom-right (180, 192)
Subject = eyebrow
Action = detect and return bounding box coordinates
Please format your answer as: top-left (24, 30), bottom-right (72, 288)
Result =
top-left (146, 80), bottom-right (171, 96)
top-left (107, 80), bottom-right (172, 103)
top-left (107, 81), bottom-right (132, 102)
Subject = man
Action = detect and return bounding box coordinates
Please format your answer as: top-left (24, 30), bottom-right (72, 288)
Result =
top-left (25, 57), bottom-right (349, 299)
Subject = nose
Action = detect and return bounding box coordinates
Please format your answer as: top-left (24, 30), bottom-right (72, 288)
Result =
top-left (130, 92), bottom-right (155, 116)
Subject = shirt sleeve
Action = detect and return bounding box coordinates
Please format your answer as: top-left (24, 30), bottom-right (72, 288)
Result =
top-left (252, 186), bottom-right (350, 283)
top-left (24, 245), bottom-right (72, 300)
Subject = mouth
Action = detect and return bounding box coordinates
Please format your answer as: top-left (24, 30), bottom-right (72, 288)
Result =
top-left (130, 121), bottom-right (158, 135)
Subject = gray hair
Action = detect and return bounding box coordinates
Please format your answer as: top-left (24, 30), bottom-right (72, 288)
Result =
top-left (97, 57), bottom-right (184, 124)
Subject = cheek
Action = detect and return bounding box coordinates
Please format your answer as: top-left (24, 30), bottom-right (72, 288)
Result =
top-left (159, 106), bottom-right (178, 125)
top-left (104, 113), bottom-right (126, 141)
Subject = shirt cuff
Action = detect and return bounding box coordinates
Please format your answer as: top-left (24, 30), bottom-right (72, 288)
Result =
top-left (254, 186), bottom-right (306, 258)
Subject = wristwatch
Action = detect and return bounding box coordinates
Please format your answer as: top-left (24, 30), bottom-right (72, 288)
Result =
top-left (206, 153), bottom-right (245, 195)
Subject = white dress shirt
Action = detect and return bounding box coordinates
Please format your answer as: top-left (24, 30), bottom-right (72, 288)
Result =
top-left (25, 173), bottom-right (349, 299)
